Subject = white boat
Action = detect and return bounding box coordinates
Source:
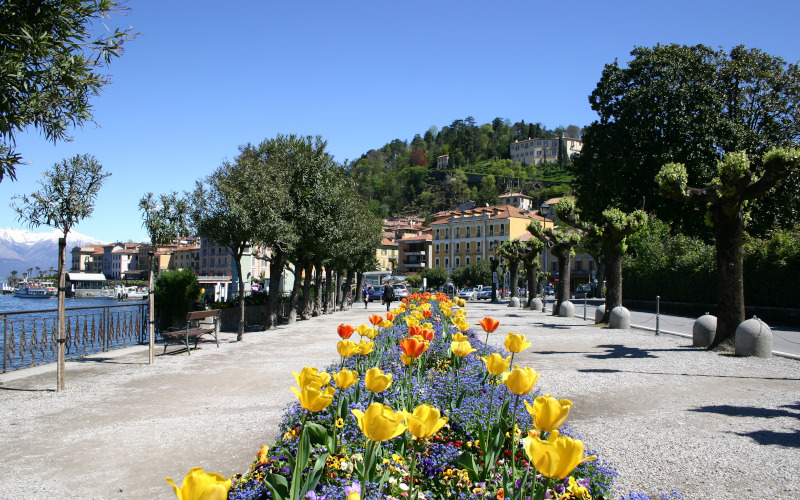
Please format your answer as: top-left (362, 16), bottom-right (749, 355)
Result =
top-left (14, 286), bottom-right (56, 299)
top-left (107, 285), bottom-right (148, 301)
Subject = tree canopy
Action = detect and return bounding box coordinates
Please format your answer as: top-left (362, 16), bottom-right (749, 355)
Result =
top-left (573, 44), bottom-right (800, 236)
top-left (0, 0), bottom-right (134, 181)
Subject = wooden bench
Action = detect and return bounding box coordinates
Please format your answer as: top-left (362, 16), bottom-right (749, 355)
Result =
top-left (161, 309), bottom-right (221, 355)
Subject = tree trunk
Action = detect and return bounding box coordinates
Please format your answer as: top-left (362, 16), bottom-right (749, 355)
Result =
top-left (148, 252), bottom-right (155, 362)
top-left (554, 247), bottom-right (571, 316)
top-left (709, 206), bottom-right (745, 351)
top-left (344, 270), bottom-right (355, 310)
top-left (509, 261), bottom-right (519, 299)
top-left (265, 249), bottom-right (285, 330)
top-left (300, 260), bottom-right (313, 320)
top-left (288, 264), bottom-right (301, 325)
top-left (57, 237), bottom-right (66, 391)
top-left (235, 255), bottom-right (245, 341)
top-left (601, 244), bottom-right (623, 324)
top-left (525, 263), bottom-right (537, 308)
top-left (312, 263), bottom-right (323, 317)
top-left (325, 267), bottom-right (334, 314)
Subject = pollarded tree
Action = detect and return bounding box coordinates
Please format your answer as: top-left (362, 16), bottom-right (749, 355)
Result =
top-left (139, 191), bottom-right (190, 362)
top-left (527, 203), bottom-right (582, 315)
top-left (555, 196), bottom-right (648, 323)
top-left (519, 238), bottom-right (544, 308)
top-left (495, 239), bottom-right (525, 303)
top-left (657, 147), bottom-right (800, 350)
top-left (11, 153), bottom-right (110, 390)
top-left (0, 0), bottom-right (135, 181)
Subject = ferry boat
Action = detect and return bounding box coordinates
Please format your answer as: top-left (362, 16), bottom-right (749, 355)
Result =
top-left (105, 285), bottom-right (148, 301)
top-left (13, 286), bottom-right (56, 299)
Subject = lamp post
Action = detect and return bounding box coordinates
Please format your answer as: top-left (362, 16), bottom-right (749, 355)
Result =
top-left (539, 202), bottom-right (551, 297)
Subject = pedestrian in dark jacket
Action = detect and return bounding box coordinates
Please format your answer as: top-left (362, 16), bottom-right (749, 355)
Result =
top-left (383, 282), bottom-right (394, 311)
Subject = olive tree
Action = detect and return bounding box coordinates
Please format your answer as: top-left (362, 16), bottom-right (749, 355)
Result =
top-left (11, 153), bottom-right (110, 390)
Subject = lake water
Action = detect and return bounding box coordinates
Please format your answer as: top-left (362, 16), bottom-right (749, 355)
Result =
top-left (0, 294), bottom-right (149, 371)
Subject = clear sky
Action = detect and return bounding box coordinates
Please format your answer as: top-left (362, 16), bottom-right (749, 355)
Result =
top-left (2, 0), bottom-right (799, 243)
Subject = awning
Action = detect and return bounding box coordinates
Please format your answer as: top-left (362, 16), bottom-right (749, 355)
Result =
top-left (66, 272), bottom-right (107, 282)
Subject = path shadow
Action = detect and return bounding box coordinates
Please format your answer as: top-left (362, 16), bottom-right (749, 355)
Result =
top-left (578, 368), bottom-right (800, 382)
top-left (585, 344), bottom-right (658, 359)
top-left (734, 428), bottom-right (800, 447)
top-left (67, 357), bottom-right (142, 365)
top-left (0, 385), bottom-right (54, 392)
top-left (532, 322), bottom-right (572, 330)
top-left (690, 403), bottom-right (800, 420)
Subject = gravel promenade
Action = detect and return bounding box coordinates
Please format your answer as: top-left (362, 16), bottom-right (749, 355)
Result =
top-left (1, 300), bottom-right (798, 499)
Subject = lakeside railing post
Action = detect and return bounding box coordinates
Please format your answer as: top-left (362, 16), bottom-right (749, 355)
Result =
top-left (3, 315), bottom-right (7, 373)
top-left (656, 295), bottom-right (661, 336)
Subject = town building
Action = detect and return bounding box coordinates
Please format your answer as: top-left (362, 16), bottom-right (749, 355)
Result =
top-left (509, 136), bottom-right (582, 165)
top-left (437, 154), bottom-right (449, 169)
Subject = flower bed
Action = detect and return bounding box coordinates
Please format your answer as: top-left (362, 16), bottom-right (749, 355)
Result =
top-left (168, 293), bottom-right (621, 500)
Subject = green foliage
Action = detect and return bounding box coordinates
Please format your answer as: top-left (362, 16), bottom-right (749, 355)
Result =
top-left (0, 0), bottom-right (135, 181)
top-left (139, 192), bottom-right (190, 245)
top-left (575, 43), bottom-right (800, 236)
top-left (419, 266), bottom-right (449, 289)
top-left (154, 268), bottom-right (201, 330)
top-left (450, 259), bottom-right (491, 288)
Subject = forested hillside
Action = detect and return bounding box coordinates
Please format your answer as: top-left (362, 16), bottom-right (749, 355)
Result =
top-left (345, 117), bottom-right (584, 218)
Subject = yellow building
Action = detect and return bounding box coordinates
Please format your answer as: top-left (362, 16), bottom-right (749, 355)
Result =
top-left (377, 237), bottom-right (399, 272)
top-left (430, 205), bottom-right (547, 271)
top-left (509, 136), bottom-right (582, 165)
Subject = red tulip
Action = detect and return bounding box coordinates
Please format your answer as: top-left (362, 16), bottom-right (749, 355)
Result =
top-left (478, 317), bottom-right (500, 333)
top-left (337, 324), bottom-right (355, 339)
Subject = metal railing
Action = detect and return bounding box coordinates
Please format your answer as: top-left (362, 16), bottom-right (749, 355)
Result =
top-left (2, 303), bottom-right (149, 373)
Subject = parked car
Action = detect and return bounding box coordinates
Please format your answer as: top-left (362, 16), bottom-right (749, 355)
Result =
top-left (393, 284), bottom-right (409, 299)
top-left (368, 286), bottom-right (384, 302)
top-left (476, 286), bottom-right (493, 300)
top-left (544, 285), bottom-right (555, 296)
top-left (573, 283), bottom-right (592, 298)
top-left (456, 287), bottom-right (474, 300)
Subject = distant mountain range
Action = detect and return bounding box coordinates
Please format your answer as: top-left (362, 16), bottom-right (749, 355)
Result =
top-left (0, 228), bottom-right (106, 283)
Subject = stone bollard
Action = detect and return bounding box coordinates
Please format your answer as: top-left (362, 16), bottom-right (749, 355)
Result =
top-left (735, 317), bottom-right (772, 358)
top-left (531, 297), bottom-right (543, 312)
top-left (559, 300), bottom-right (574, 318)
top-left (595, 304), bottom-right (606, 324)
top-left (693, 314), bottom-right (717, 347)
top-left (509, 297), bottom-right (520, 308)
top-left (609, 306), bottom-right (631, 329)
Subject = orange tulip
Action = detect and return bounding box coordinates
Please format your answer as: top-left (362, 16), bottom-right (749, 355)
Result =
top-left (422, 310), bottom-right (433, 318)
top-left (338, 324), bottom-right (355, 339)
top-left (419, 328), bottom-right (435, 342)
top-left (386, 312), bottom-right (396, 321)
top-left (478, 317), bottom-right (500, 333)
top-left (408, 325), bottom-right (423, 337)
top-left (399, 337), bottom-right (427, 359)
top-left (368, 314), bottom-right (383, 326)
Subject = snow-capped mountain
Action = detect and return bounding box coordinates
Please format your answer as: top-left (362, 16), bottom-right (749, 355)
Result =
top-left (0, 227), bottom-right (106, 282)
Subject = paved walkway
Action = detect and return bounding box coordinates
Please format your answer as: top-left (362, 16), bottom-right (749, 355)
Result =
top-left (1, 301), bottom-right (798, 499)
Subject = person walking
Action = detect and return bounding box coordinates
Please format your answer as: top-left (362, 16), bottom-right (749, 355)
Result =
top-left (383, 282), bottom-right (394, 312)
top-left (363, 282), bottom-right (371, 308)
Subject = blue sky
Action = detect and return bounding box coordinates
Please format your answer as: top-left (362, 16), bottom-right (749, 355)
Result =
top-left (2, 0), bottom-right (799, 243)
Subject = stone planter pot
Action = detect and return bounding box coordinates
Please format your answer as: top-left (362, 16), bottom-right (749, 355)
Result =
top-left (692, 314), bottom-right (717, 347)
top-left (559, 300), bottom-right (574, 318)
top-left (509, 297), bottom-right (520, 308)
top-left (609, 306), bottom-right (631, 329)
top-left (595, 304), bottom-right (606, 324)
top-left (735, 317), bottom-right (772, 358)
top-left (531, 297), bottom-right (543, 312)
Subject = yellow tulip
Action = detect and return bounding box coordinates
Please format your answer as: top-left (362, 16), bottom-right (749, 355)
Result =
top-left (166, 467), bottom-right (231, 500)
top-left (525, 395), bottom-right (573, 433)
top-left (404, 404), bottom-right (448, 439)
top-left (502, 365), bottom-right (540, 395)
top-left (292, 366), bottom-right (331, 389)
top-left (455, 319), bottom-right (470, 332)
top-left (451, 340), bottom-right (477, 358)
top-left (455, 308), bottom-right (466, 317)
top-left (483, 353), bottom-right (511, 376)
top-left (351, 402), bottom-right (406, 441)
top-left (400, 353), bottom-right (414, 365)
top-left (358, 339), bottom-right (375, 356)
top-left (452, 332), bottom-right (469, 343)
top-left (364, 367), bottom-right (393, 393)
top-left (522, 430), bottom-right (597, 479)
top-left (405, 317), bottom-right (420, 327)
top-left (290, 382), bottom-right (335, 412)
top-left (442, 308), bottom-right (454, 318)
top-left (422, 322), bottom-right (433, 330)
top-left (356, 324), bottom-right (377, 339)
top-left (504, 332), bottom-right (532, 353)
top-left (332, 368), bottom-right (359, 390)
top-left (337, 339), bottom-right (359, 358)
top-left (379, 319), bottom-right (393, 328)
